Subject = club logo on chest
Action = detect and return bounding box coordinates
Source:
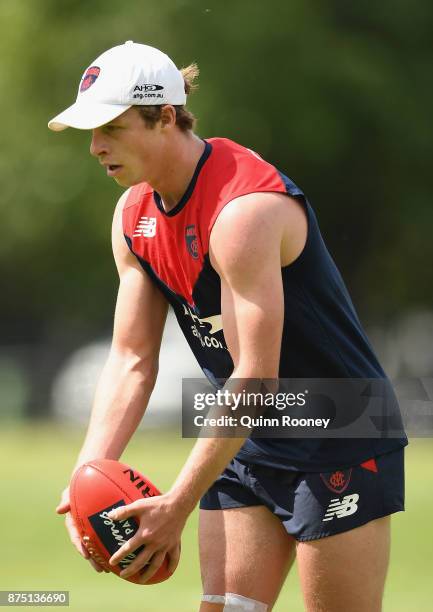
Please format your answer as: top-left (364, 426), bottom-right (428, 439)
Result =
top-left (185, 224), bottom-right (199, 259)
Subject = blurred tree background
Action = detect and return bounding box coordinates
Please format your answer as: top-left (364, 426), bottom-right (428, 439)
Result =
top-left (0, 0), bottom-right (432, 417)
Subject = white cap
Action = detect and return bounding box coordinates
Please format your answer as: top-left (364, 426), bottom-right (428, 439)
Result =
top-left (48, 41), bottom-right (186, 131)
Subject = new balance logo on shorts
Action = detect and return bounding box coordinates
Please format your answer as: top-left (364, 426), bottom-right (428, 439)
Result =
top-left (322, 493), bottom-right (360, 522)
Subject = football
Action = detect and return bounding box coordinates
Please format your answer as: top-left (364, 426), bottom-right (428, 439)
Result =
top-left (69, 458), bottom-right (172, 584)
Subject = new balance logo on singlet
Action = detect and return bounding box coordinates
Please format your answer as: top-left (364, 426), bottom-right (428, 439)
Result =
top-left (322, 494), bottom-right (360, 521)
top-left (133, 216), bottom-right (157, 238)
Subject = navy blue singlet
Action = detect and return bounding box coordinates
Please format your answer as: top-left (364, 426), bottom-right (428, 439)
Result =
top-left (123, 137), bottom-right (407, 471)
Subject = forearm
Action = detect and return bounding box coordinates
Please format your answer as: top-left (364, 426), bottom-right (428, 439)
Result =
top-left (74, 349), bottom-right (157, 471)
top-left (168, 373), bottom-right (264, 517)
top-left (168, 436), bottom-right (246, 517)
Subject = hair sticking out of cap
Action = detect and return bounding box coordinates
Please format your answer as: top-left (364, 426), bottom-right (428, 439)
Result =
top-left (181, 63), bottom-right (199, 95)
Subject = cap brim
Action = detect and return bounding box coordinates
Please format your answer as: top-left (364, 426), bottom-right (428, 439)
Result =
top-left (48, 101), bottom-right (132, 131)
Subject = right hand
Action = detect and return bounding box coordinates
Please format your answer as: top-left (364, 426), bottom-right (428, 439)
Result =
top-left (56, 487), bottom-right (109, 573)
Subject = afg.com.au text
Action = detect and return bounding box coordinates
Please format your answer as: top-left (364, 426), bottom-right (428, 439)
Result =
top-left (193, 389), bottom-right (308, 411)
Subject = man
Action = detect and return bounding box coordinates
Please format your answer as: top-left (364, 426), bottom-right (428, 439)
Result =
top-left (50, 41), bottom-right (407, 611)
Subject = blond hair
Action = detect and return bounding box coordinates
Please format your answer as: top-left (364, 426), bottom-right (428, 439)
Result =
top-left (181, 62), bottom-right (199, 95)
top-left (136, 62), bottom-right (199, 132)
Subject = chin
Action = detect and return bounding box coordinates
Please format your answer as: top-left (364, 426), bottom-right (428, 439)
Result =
top-left (113, 177), bottom-right (128, 187)
top-left (113, 177), bottom-right (131, 187)
top-left (114, 176), bottom-right (144, 188)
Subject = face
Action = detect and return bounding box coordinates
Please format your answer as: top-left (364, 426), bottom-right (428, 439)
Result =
top-left (89, 107), bottom-right (168, 187)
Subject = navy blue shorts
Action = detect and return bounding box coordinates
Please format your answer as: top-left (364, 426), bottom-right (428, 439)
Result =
top-left (200, 449), bottom-right (405, 541)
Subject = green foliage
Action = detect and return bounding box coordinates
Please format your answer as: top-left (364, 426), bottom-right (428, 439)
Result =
top-left (1, 0), bottom-right (432, 341)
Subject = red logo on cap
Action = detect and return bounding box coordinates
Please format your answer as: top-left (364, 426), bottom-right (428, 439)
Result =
top-left (80, 66), bottom-right (100, 92)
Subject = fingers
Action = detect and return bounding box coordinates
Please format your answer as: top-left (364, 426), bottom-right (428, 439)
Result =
top-left (166, 543), bottom-right (181, 575)
top-left (137, 551), bottom-right (166, 584)
top-left (64, 513), bottom-right (87, 557)
top-left (56, 488), bottom-right (71, 514)
top-left (107, 500), bottom-right (143, 522)
top-left (114, 545), bottom-right (161, 581)
top-left (109, 534), bottom-right (154, 578)
top-left (57, 486), bottom-right (107, 575)
top-left (64, 513), bottom-right (106, 573)
top-left (88, 556), bottom-right (107, 573)
top-left (58, 490), bottom-right (96, 566)
top-left (56, 501), bottom-right (70, 514)
top-left (109, 534), bottom-right (146, 567)
top-left (110, 541), bottom-right (180, 582)
top-left (120, 546), bottom-right (155, 579)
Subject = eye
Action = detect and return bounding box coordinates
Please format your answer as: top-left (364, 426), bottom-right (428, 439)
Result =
top-left (103, 124), bottom-right (119, 134)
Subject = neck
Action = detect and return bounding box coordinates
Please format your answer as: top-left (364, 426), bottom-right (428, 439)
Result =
top-left (150, 131), bottom-right (205, 212)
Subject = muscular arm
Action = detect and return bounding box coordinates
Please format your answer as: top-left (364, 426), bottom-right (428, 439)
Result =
top-left (74, 190), bottom-right (168, 467)
top-left (108, 192), bottom-right (306, 582)
top-left (168, 192), bottom-right (287, 513)
top-left (57, 190), bottom-right (168, 568)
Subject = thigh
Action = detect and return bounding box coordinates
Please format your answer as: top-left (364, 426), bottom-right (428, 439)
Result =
top-left (199, 506), bottom-right (296, 610)
top-left (297, 515), bottom-right (391, 612)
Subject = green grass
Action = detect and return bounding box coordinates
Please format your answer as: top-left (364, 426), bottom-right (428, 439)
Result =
top-left (0, 424), bottom-right (431, 611)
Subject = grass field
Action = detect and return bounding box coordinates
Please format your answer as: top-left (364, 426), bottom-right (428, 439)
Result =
top-left (1, 423), bottom-right (432, 611)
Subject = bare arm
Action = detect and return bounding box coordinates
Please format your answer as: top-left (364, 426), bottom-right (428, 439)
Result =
top-left (74, 190), bottom-right (168, 467)
top-left (108, 192), bottom-right (302, 582)
top-left (168, 192), bottom-right (287, 514)
top-left (57, 189), bottom-right (168, 565)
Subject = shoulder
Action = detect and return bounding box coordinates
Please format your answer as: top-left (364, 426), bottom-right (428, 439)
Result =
top-left (206, 137), bottom-right (273, 170)
top-left (114, 187), bottom-right (133, 212)
top-left (111, 189), bottom-right (137, 273)
top-left (112, 187), bottom-right (132, 228)
top-left (209, 191), bottom-right (308, 276)
top-left (118, 182), bottom-right (153, 212)
top-left (213, 191), bottom-right (289, 236)
top-left (117, 181), bottom-right (155, 238)
top-left (201, 140), bottom-right (288, 240)
top-left (211, 190), bottom-right (301, 243)
top-left (209, 192), bottom-right (287, 278)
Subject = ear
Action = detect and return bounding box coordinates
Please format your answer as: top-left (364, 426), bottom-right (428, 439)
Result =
top-left (160, 105), bottom-right (176, 128)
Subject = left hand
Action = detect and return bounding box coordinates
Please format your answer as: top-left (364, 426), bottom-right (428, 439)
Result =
top-left (106, 492), bottom-right (186, 583)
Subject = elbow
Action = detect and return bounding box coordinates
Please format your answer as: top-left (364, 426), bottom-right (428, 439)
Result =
top-left (109, 348), bottom-right (159, 389)
top-left (136, 358), bottom-right (159, 391)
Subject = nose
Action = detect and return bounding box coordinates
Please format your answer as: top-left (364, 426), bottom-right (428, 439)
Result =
top-left (90, 128), bottom-right (108, 158)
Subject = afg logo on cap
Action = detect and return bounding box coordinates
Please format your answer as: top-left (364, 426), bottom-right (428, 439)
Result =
top-left (80, 66), bottom-right (101, 92)
top-left (134, 84), bottom-right (164, 92)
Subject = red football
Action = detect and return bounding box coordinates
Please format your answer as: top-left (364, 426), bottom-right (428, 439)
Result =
top-left (69, 458), bottom-right (172, 585)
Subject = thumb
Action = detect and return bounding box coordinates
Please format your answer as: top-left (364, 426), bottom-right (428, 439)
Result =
top-left (107, 500), bottom-right (144, 522)
top-left (56, 487), bottom-right (71, 514)
top-left (56, 500), bottom-right (71, 514)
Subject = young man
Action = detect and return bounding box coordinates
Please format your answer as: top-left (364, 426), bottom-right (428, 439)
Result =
top-left (50, 42), bottom-right (407, 611)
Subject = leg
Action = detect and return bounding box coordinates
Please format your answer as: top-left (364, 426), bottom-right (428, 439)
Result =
top-left (199, 506), bottom-right (296, 611)
top-left (297, 515), bottom-right (391, 612)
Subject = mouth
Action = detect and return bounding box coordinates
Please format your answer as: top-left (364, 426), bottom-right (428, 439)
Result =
top-left (106, 164), bottom-right (122, 177)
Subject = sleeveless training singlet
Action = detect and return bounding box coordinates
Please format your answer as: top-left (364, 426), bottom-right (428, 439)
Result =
top-left (122, 137), bottom-right (407, 471)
